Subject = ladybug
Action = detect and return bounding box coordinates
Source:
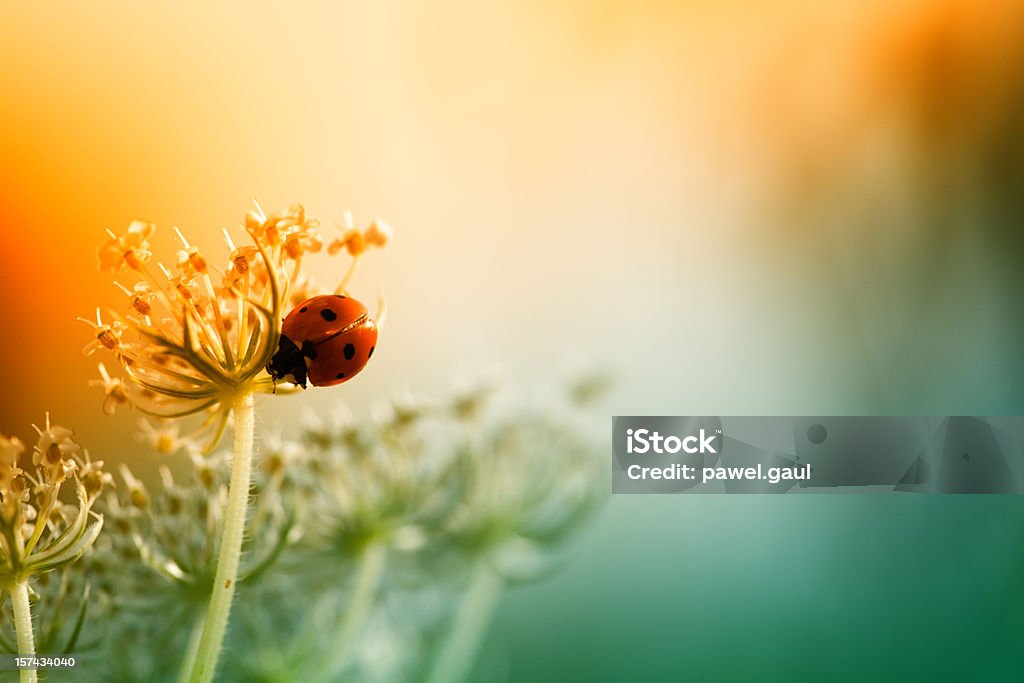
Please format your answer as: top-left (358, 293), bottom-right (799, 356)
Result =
top-left (267, 294), bottom-right (377, 389)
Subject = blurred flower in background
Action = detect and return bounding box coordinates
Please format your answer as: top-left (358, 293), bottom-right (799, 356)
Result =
top-left (71, 376), bottom-right (605, 682)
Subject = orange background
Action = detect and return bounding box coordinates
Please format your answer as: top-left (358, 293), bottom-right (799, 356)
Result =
top-left (3, 0), bottom-right (1024, 454)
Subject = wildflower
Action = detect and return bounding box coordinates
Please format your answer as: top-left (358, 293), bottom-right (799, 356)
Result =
top-left (282, 216), bottom-right (323, 260)
top-left (567, 369), bottom-right (612, 406)
top-left (220, 239), bottom-right (259, 294)
top-left (0, 435), bottom-right (26, 517)
top-left (296, 392), bottom-right (462, 677)
top-left (137, 418), bottom-right (190, 456)
top-left (97, 220), bottom-right (155, 272)
top-left (79, 309), bottom-right (126, 357)
top-left (0, 419), bottom-right (108, 683)
top-left (31, 413), bottom-right (80, 487)
top-left (364, 218), bottom-right (394, 248)
top-left (78, 454), bottom-right (114, 502)
top-left (334, 228), bottom-right (367, 257)
top-left (300, 405), bottom-right (355, 450)
top-left (114, 281), bottom-right (156, 316)
top-left (85, 202), bottom-right (389, 451)
top-left (189, 451), bottom-right (220, 491)
top-left (118, 465), bottom-right (150, 510)
top-left (85, 202), bottom-right (389, 683)
top-left (259, 435), bottom-right (304, 480)
top-left (383, 388), bottom-right (433, 432)
top-left (88, 362), bottom-right (130, 415)
top-left (324, 212), bottom-right (391, 294)
top-left (93, 456), bottom-right (297, 630)
top-left (449, 371), bottom-right (501, 422)
top-left (442, 413), bottom-right (605, 569)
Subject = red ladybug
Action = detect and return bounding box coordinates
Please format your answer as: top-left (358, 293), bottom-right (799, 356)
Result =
top-left (267, 294), bottom-right (377, 389)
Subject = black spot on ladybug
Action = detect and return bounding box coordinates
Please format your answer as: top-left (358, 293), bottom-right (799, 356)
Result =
top-left (343, 343), bottom-right (355, 360)
top-left (335, 372), bottom-right (346, 379)
top-left (368, 346), bottom-right (374, 358)
top-left (300, 306), bottom-right (308, 313)
top-left (320, 308), bottom-right (337, 322)
top-left (301, 340), bottom-right (318, 359)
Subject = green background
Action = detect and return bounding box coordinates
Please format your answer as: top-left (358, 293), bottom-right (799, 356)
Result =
top-left (491, 496), bottom-right (1024, 681)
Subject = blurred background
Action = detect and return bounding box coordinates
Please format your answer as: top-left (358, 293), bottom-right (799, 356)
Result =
top-left (2, 0), bottom-right (1024, 680)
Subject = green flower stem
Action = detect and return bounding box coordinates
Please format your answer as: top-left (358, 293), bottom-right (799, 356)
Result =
top-left (425, 561), bottom-right (504, 683)
top-left (11, 579), bottom-right (38, 683)
top-left (189, 391), bottom-right (255, 683)
top-left (329, 540), bottom-right (388, 676)
top-left (177, 610), bottom-right (207, 683)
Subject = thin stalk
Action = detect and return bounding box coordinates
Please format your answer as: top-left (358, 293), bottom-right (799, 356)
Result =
top-left (11, 579), bottom-right (38, 683)
top-left (424, 561), bottom-right (504, 683)
top-left (200, 272), bottom-right (235, 370)
top-left (335, 254), bottom-right (361, 295)
top-left (236, 272), bottom-right (250, 362)
top-left (328, 541), bottom-right (388, 677)
top-left (189, 391), bottom-right (255, 683)
top-left (23, 489), bottom-right (57, 556)
top-left (177, 609), bottom-right (207, 683)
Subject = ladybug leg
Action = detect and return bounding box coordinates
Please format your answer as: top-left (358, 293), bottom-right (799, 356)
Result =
top-left (289, 365), bottom-right (308, 389)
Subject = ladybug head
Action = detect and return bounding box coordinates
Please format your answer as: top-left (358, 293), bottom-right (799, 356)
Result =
top-left (266, 334), bottom-right (308, 389)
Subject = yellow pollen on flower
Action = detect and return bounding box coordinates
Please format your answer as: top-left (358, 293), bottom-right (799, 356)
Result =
top-left (116, 281), bottom-right (154, 316)
top-left (132, 296), bottom-right (152, 315)
top-left (190, 251), bottom-right (208, 273)
top-left (99, 329), bottom-right (119, 349)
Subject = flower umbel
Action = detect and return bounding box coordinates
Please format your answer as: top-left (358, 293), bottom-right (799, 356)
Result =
top-left (86, 202), bottom-right (389, 451)
top-left (0, 416), bottom-right (108, 583)
top-left (1, 417), bottom-right (108, 683)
